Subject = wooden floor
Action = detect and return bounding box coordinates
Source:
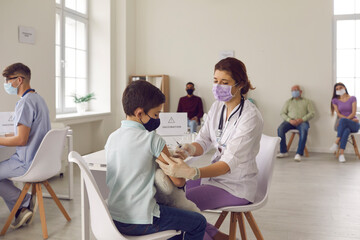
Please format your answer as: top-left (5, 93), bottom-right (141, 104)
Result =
top-left (1, 151), bottom-right (360, 240)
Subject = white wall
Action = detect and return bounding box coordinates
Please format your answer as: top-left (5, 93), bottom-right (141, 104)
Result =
top-left (134, 0), bottom-right (337, 153)
top-left (0, 0), bottom-right (117, 155)
top-left (0, 0), bottom-right (343, 154)
top-left (0, 0), bottom-right (56, 117)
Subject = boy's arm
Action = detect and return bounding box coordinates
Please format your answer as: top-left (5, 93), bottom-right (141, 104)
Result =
top-left (0, 124), bottom-right (30, 146)
top-left (157, 145), bottom-right (186, 187)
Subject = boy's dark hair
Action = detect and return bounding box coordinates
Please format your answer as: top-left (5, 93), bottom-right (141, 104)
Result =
top-left (122, 80), bottom-right (165, 116)
top-left (186, 82), bottom-right (194, 87)
top-left (2, 63), bottom-right (31, 80)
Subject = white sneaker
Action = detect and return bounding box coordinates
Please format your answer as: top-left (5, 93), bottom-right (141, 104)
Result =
top-left (339, 154), bottom-right (346, 163)
top-left (10, 208), bottom-right (32, 229)
top-left (276, 152), bottom-right (289, 158)
top-left (294, 154), bottom-right (301, 162)
top-left (330, 143), bottom-right (339, 152)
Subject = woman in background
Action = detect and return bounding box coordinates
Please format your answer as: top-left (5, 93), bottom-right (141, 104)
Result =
top-left (330, 82), bottom-right (360, 163)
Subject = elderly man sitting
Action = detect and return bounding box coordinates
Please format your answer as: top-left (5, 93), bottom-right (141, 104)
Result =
top-left (277, 85), bottom-right (315, 162)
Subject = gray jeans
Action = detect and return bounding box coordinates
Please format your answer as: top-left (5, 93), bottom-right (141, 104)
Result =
top-left (0, 159), bottom-right (31, 211)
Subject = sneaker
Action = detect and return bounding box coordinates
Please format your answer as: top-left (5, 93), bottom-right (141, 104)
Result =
top-left (10, 208), bottom-right (32, 229)
top-left (276, 152), bottom-right (289, 158)
top-left (26, 195), bottom-right (38, 225)
top-left (339, 154), bottom-right (346, 163)
top-left (330, 143), bottom-right (339, 152)
top-left (294, 154), bottom-right (301, 162)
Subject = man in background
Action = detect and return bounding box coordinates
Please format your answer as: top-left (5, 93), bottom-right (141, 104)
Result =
top-left (277, 85), bottom-right (315, 162)
top-left (177, 82), bottom-right (204, 133)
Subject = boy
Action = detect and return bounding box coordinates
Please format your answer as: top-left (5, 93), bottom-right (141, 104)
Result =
top-left (0, 63), bottom-right (51, 228)
top-left (105, 80), bottom-right (206, 239)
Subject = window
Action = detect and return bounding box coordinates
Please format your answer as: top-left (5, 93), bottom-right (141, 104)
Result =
top-left (334, 0), bottom-right (360, 110)
top-left (56, 0), bottom-right (88, 113)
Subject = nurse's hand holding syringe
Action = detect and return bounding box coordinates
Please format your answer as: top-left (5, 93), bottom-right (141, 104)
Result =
top-left (174, 142), bottom-right (196, 159)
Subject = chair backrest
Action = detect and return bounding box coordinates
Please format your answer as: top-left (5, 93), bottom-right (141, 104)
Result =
top-left (254, 134), bottom-right (280, 203)
top-left (68, 151), bottom-right (126, 240)
top-left (11, 128), bottom-right (69, 182)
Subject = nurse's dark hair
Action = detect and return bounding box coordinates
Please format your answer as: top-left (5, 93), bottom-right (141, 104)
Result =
top-left (122, 80), bottom-right (165, 116)
top-left (214, 57), bottom-right (254, 95)
top-left (331, 82), bottom-right (348, 115)
top-left (2, 63), bottom-right (31, 81)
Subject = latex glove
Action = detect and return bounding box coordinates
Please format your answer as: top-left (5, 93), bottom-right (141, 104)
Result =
top-left (174, 143), bottom-right (196, 159)
top-left (156, 152), bottom-right (197, 179)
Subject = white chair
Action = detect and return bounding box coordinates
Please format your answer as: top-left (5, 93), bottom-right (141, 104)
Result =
top-left (68, 151), bottom-right (181, 240)
top-left (212, 134), bottom-right (280, 240)
top-left (286, 129), bottom-right (309, 157)
top-left (0, 128), bottom-right (71, 239)
top-left (334, 132), bottom-right (360, 159)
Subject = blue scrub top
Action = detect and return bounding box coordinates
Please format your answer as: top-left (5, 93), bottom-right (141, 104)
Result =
top-left (9, 92), bottom-right (51, 169)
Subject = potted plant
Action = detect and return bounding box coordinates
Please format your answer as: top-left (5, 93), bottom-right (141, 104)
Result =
top-left (72, 92), bottom-right (95, 113)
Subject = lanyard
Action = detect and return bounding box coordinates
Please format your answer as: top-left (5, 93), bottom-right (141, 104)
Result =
top-left (22, 88), bottom-right (35, 97)
top-left (216, 96), bottom-right (245, 146)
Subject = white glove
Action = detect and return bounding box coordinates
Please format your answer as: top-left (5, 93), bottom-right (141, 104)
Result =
top-left (174, 143), bottom-right (196, 159)
top-left (156, 152), bottom-right (197, 179)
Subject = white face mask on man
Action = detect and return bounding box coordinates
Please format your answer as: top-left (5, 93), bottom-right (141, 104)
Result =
top-left (336, 89), bottom-right (346, 96)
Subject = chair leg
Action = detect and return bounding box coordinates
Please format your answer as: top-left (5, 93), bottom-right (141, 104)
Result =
top-left (304, 146), bottom-right (309, 157)
top-left (31, 183), bottom-right (37, 196)
top-left (237, 213), bottom-right (247, 240)
top-left (0, 183), bottom-right (31, 236)
top-left (244, 212), bottom-right (264, 240)
top-left (229, 212), bottom-right (237, 240)
top-left (215, 211), bottom-right (228, 229)
top-left (36, 183), bottom-right (48, 239)
top-left (351, 135), bottom-right (360, 159)
top-left (42, 180), bottom-right (71, 221)
top-left (287, 133), bottom-right (295, 152)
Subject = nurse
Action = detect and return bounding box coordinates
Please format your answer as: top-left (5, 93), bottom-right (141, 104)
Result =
top-left (157, 57), bottom-right (263, 240)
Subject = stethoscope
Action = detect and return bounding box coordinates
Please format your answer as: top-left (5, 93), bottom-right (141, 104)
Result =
top-left (216, 96), bottom-right (245, 147)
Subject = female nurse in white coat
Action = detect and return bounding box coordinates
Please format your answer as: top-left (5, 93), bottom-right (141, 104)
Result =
top-left (157, 57), bottom-right (264, 240)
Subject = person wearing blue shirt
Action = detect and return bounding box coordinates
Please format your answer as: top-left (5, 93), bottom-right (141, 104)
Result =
top-left (0, 63), bottom-right (51, 229)
top-left (106, 80), bottom-right (206, 240)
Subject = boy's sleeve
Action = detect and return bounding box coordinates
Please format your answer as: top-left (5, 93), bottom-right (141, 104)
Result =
top-left (14, 100), bottom-right (34, 128)
top-left (150, 132), bottom-right (166, 158)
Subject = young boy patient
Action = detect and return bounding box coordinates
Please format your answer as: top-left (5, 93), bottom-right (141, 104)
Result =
top-left (105, 80), bottom-right (206, 240)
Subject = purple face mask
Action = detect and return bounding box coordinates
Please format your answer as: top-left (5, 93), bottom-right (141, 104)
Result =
top-left (212, 84), bottom-right (237, 102)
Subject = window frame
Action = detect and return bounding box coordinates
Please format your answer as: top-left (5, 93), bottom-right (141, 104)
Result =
top-left (333, 11), bottom-right (360, 111)
top-left (56, 0), bottom-right (89, 114)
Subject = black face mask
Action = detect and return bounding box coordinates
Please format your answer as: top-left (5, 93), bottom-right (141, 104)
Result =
top-left (141, 114), bottom-right (161, 132)
top-left (186, 89), bottom-right (194, 95)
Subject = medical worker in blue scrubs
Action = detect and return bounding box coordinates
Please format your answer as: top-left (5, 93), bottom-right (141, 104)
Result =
top-left (0, 63), bottom-right (51, 229)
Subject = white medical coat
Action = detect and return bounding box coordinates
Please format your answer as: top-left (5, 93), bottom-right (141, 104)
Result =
top-left (195, 99), bottom-right (263, 202)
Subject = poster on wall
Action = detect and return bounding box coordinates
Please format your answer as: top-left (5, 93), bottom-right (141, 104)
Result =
top-left (219, 50), bottom-right (234, 60)
top-left (18, 26), bottom-right (36, 44)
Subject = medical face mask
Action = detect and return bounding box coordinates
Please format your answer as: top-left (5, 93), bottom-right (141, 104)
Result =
top-left (3, 82), bottom-right (19, 95)
top-left (336, 89), bottom-right (346, 96)
top-left (212, 84), bottom-right (238, 102)
top-left (291, 90), bottom-right (300, 98)
top-left (186, 89), bottom-right (194, 95)
top-left (142, 114), bottom-right (161, 132)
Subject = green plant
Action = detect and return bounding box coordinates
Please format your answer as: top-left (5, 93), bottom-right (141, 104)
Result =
top-left (72, 92), bottom-right (95, 103)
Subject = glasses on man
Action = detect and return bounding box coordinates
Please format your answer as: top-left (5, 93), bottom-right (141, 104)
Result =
top-left (5, 76), bottom-right (23, 83)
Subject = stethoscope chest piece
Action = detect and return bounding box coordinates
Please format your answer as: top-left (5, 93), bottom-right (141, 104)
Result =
top-left (216, 129), bottom-right (222, 138)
